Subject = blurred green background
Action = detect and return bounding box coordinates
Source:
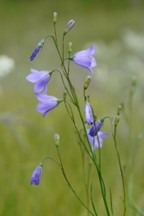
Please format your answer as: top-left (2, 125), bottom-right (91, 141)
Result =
top-left (0, 0), bottom-right (144, 215)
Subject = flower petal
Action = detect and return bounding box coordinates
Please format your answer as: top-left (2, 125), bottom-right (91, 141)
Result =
top-left (87, 131), bottom-right (108, 151)
top-left (72, 45), bottom-right (96, 74)
top-left (30, 164), bottom-right (42, 185)
top-left (85, 101), bottom-right (94, 124)
top-left (36, 94), bottom-right (59, 117)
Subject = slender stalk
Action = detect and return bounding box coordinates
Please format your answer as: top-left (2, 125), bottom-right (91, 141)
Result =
top-left (56, 146), bottom-right (95, 216)
top-left (112, 122), bottom-right (126, 216)
top-left (52, 23), bottom-right (111, 215)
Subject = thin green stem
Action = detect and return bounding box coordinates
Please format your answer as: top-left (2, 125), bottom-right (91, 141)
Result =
top-left (56, 146), bottom-right (95, 216)
top-left (52, 23), bottom-right (111, 215)
top-left (112, 123), bottom-right (126, 216)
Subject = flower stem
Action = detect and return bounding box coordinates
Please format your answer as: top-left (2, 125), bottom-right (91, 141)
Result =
top-left (56, 145), bottom-right (95, 216)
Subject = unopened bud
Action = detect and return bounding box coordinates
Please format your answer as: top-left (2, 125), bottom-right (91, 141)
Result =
top-left (63, 91), bottom-right (67, 100)
top-left (64, 19), bottom-right (75, 35)
top-left (84, 75), bottom-right (91, 90)
top-left (68, 42), bottom-right (72, 53)
top-left (117, 104), bottom-right (123, 116)
top-left (29, 38), bottom-right (45, 61)
top-left (53, 12), bottom-right (58, 24)
top-left (54, 133), bottom-right (60, 147)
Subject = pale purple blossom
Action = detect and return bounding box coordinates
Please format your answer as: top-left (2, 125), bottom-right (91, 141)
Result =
top-left (26, 68), bottom-right (51, 94)
top-left (84, 101), bottom-right (94, 124)
top-left (72, 45), bottom-right (96, 74)
top-left (36, 94), bottom-right (61, 117)
top-left (30, 163), bottom-right (43, 185)
top-left (88, 131), bottom-right (108, 151)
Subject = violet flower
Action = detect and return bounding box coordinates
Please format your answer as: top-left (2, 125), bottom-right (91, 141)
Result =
top-left (88, 131), bottom-right (108, 151)
top-left (26, 68), bottom-right (51, 94)
top-left (72, 45), bottom-right (96, 74)
top-left (29, 38), bottom-right (45, 61)
top-left (84, 101), bottom-right (94, 124)
top-left (36, 94), bottom-right (61, 117)
top-left (89, 119), bottom-right (104, 137)
top-left (30, 163), bottom-right (43, 185)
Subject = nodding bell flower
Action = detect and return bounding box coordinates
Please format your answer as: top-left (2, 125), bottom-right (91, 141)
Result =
top-left (87, 131), bottom-right (108, 151)
top-left (72, 45), bottom-right (96, 74)
top-left (29, 38), bottom-right (45, 61)
top-left (30, 163), bottom-right (43, 185)
top-left (36, 94), bottom-right (62, 117)
top-left (84, 101), bottom-right (94, 125)
top-left (26, 68), bottom-right (52, 94)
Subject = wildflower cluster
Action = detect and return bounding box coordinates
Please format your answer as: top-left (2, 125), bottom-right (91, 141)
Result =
top-left (27, 12), bottom-right (125, 216)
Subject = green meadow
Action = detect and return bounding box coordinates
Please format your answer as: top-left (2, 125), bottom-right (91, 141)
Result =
top-left (0, 1), bottom-right (144, 215)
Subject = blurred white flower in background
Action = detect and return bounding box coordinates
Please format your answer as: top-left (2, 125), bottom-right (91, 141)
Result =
top-left (0, 55), bottom-right (15, 96)
top-left (93, 29), bottom-right (144, 96)
top-left (122, 29), bottom-right (144, 55)
top-left (0, 55), bottom-right (15, 79)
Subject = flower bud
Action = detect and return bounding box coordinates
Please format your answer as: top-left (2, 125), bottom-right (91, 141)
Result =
top-left (54, 133), bottom-right (60, 147)
top-left (29, 38), bottom-right (45, 61)
top-left (84, 75), bottom-right (91, 90)
top-left (68, 42), bottom-right (72, 53)
top-left (64, 19), bottom-right (75, 35)
top-left (30, 162), bottom-right (43, 185)
top-left (84, 101), bottom-right (94, 125)
top-left (53, 12), bottom-right (58, 24)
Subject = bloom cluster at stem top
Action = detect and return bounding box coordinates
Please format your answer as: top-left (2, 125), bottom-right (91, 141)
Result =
top-left (26, 42), bottom-right (96, 117)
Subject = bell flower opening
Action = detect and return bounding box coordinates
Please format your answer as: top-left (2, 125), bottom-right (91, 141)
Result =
top-left (36, 93), bottom-right (62, 117)
top-left (26, 68), bottom-right (51, 94)
top-left (72, 45), bottom-right (96, 74)
top-left (88, 131), bottom-right (108, 151)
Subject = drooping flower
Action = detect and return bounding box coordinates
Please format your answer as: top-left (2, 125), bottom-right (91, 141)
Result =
top-left (72, 45), bottom-right (96, 74)
top-left (36, 94), bottom-right (62, 117)
top-left (89, 119), bottom-right (104, 137)
top-left (84, 101), bottom-right (94, 124)
top-left (26, 68), bottom-right (51, 94)
top-left (30, 163), bottom-right (43, 185)
top-left (87, 131), bottom-right (108, 151)
top-left (29, 38), bottom-right (45, 61)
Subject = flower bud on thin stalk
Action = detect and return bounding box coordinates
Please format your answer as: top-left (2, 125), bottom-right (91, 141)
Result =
top-left (30, 162), bottom-right (43, 185)
top-left (84, 76), bottom-right (91, 91)
top-left (68, 42), bottom-right (72, 54)
top-left (117, 104), bottom-right (123, 116)
top-left (53, 12), bottom-right (58, 24)
top-left (54, 133), bottom-right (60, 147)
top-left (64, 19), bottom-right (75, 36)
top-left (29, 38), bottom-right (45, 61)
